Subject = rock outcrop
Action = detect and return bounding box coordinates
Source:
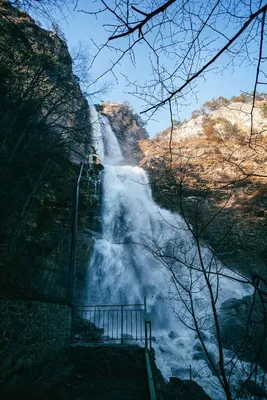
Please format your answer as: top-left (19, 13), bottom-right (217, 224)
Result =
top-left (0, 2), bottom-right (102, 392)
top-left (162, 377), bottom-right (212, 400)
top-left (156, 97), bottom-right (267, 142)
top-left (100, 101), bottom-right (148, 165)
top-left (140, 96), bottom-right (267, 281)
top-left (219, 292), bottom-right (267, 370)
top-left (0, 299), bottom-right (72, 392)
top-left (0, 1), bottom-right (94, 301)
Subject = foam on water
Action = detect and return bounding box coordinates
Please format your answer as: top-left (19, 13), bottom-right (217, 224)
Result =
top-left (90, 105), bottom-right (123, 165)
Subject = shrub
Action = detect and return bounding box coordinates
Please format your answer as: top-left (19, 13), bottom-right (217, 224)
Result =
top-left (215, 117), bottom-right (246, 142)
top-left (202, 117), bottom-right (218, 140)
top-left (191, 110), bottom-right (201, 119)
top-left (231, 92), bottom-right (251, 103)
top-left (172, 119), bottom-right (181, 125)
top-left (202, 96), bottom-right (230, 112)
top-left (95, 103), bottom-right (103, 112)
top-left (255, 92), bottom-right (267, 101)
top-left (260, 102), bottom-right (267, 118)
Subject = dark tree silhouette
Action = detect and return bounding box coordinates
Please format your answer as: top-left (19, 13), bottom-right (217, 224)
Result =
top-left (0, 1), bottom-right (92, 299)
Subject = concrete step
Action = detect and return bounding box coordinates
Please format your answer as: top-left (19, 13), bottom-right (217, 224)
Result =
top-left (52, 344), bottom-right (150, 400)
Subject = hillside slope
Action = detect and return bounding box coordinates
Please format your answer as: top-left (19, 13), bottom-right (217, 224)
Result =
top-left (140, 96), bottom-right (267, 280)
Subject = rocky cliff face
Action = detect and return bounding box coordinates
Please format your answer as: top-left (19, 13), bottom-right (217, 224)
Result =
top-left (140, 97), bottom-right (267, 281)
top-left (156, 97), bottom-right (267, 142)
top-left (0, 2), bottom-right (104, 392)
top-left (0, 1), bottom-right (97, 302)
top-left (100, 101), bottom-right (148, 165)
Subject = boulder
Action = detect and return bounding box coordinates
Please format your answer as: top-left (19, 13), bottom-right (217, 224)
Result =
top-left (72, 315), bottom-right (103, 342)
top-left (219, 294), bottom-right (267, 369)
top-left (162, 377), bottom-right (212, 400)
top-left (168, 331), bottom-right (179, 340)
top-left (122, 333), bottom-right (133, 340)
top-left (193, 343), bottom-right (217, 375)
top-left (243, 380), bottom-right (267, 398)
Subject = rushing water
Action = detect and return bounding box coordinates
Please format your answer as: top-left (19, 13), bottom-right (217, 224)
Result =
top-left (87, 106), bottom-right (257, 399)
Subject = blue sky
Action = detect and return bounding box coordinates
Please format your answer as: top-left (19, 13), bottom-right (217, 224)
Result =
top-left (42, 1), bottom-right (265, 137)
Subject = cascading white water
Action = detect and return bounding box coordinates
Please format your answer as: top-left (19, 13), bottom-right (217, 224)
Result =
top-left (90, 106), bottom-right (123, 166)
top-left (89, 106), bottom-right (104, 160)
top-left (88, 106), bottom-right (258, 399)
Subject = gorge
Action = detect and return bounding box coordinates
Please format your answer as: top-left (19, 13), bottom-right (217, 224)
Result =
top-left (86, 106), bottom-right (265, 399)
top-left (1, 2), bottom-right (267, 399)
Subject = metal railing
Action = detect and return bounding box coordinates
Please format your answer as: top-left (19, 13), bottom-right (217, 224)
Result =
top-left (68, 162), bottom-right (84, 303)
top-left (73, 297), bottom-right (152, 349)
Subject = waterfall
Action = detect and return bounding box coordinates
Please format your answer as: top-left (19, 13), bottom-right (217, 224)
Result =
top-left (88, 107), bottom-right (256, 399)
top-left (90, 105), bottom-right (123, 165)
top-left (89, 106), bottom-right (104, 160)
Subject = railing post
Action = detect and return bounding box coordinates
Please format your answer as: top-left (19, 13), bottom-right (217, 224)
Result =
top-left (144, 296), bottom-right (148, 350)
top-left (69, 162), bottom-right (84, 304)
top-left (147, 321), bottom-right (152, 350)
top-left (121, 304), bottom-right (124, 344)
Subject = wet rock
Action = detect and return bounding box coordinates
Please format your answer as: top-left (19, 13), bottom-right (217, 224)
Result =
top-left (244, 381), bottom-right (267, 399)
top-left (256, 209), bottom-right (265, 218)
top-left (122, 333), bottom-right (133, 340)
top-left (159, 346), bottom-right (167, 353)
top-left (162, 377), bottom-right (212, 400)
top-left (219, 294), bottom-right (267, 370)
top-left (194, 331), bottom-right (208, 341)
top-left (243, 380), bottom-right (267, 398)
top-left (221, 298), bottom-right (240, 310)
top-left (168, 331), bottom-right (179, 340)
top-left (72, 316), bottom-right (103, 342)
top-left (193, 343), bottom-right (217, 375)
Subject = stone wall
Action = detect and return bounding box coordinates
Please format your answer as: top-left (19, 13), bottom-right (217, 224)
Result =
top-left (0, 299), bottom-right (72, 393)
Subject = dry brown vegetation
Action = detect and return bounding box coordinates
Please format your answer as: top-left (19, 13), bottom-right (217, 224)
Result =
top-left (139, 129), bottom-right (267, 278)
